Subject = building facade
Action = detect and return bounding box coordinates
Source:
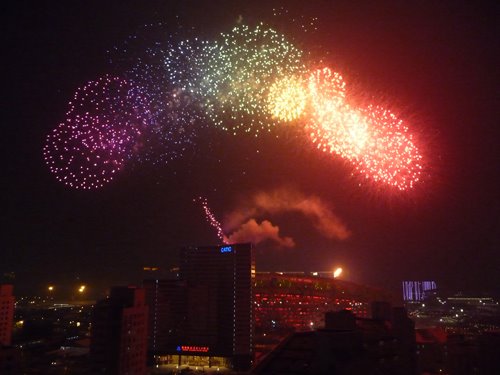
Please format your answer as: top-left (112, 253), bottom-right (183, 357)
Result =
top-left (90, 286), bottom-right (148, 375)
top-left (143, 279), bottom-right (187, 355)
top-left (254, 306), bottom-right (417, 374)
top-left (0, 285), bottom-right (14, 346)
top-left (151, 243), bottom-right (255, 371)
top-left (253, 273), bottom-right (394, 360)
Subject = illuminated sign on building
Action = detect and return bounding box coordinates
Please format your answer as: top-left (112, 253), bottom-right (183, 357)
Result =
top-left (176, 345), bottom-right (210, 353)
top-left (220, 246), bottom-right (232, 253)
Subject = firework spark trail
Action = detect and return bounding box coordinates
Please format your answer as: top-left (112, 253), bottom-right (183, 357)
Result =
top-left (197, 197), bottom-right (228, 244)
top-left (197, 196), bottom-right (296, 246)
top-left (43, 76), bottom-right (151, 189)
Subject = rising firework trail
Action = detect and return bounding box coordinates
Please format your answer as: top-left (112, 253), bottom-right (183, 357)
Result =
top-left (197, 197), bottom-right (228, 244)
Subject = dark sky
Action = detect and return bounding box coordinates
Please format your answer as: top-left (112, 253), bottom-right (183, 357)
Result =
top-left (3, 0), bottom-right (499, 297)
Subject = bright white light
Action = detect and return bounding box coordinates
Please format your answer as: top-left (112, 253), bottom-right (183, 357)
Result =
top-left (333, 267), bottom-right (342, 278)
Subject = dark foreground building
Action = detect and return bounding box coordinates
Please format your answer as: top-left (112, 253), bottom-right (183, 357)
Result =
top-left (0, 285), bottom-right (14, 346)
top-left (146, 243), bottom-right (255, 371)
top-left (0, 284), bottom-right (17, 374)
top-left (253, 273), bottom-right (395, 360)
top-left (253, 302), bottom-right (417, 375)
top-left (90, 286), bottom-right (148, 375)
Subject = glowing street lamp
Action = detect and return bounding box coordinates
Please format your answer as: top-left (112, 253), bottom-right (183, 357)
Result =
top-left (48, 285), bottom-right (54, 292)
top-left (78, 285), bottom-right (86, 293)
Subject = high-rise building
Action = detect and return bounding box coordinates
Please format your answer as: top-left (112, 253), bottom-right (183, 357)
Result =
top-left (143, 279), bottom-right (186, 354)
top-left (90, 286), bottom-right (148, 375)
top-left (151, 243), bottom-right (255, 371)
top-left (0, 285), bottom-right (14, 346)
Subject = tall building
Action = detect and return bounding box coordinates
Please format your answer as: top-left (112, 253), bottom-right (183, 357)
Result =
top-left (151, 243), bottom-right (255, 371)
top-left (0, 285), bottom-right (14, 346)
top-left (143, 279), bottom-right (186, 354)
top-left (90, 286), bottom-right (148, 375)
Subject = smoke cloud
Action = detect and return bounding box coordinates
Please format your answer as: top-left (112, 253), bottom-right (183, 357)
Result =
top-left (223, 187), bottom-right (351, 245)
top-left (224, 219), bottom-right (295, 248)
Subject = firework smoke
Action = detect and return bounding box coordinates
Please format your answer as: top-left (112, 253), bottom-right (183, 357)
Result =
top-left (224, 187), bottom-right (351, 241)
top-left (224, 219), bottom-right (295, 247)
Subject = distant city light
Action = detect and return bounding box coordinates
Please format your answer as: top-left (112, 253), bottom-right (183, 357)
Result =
top-left (48, 286), bottom-right (54, 291)
top-left (78, 285), bottom-right (86, 293)
top-left (402, 281), bottom-right (437, 301)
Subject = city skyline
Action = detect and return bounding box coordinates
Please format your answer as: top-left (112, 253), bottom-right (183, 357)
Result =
top-left (3, 0), bottom-right (499, 295)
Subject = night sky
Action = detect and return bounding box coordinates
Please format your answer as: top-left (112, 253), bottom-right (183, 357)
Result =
top-left (4, 0), bottom-right (499, 297)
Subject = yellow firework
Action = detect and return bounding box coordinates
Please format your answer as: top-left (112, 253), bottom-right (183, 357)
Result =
top-left (267, 75), bottom-right (308, 122)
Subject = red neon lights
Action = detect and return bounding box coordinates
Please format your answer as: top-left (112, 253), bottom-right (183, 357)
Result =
top-left (179, 345), bottom-right (209, 353)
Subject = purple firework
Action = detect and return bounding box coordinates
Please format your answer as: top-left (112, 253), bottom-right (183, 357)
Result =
top-left (43, 76), bottom-right (152, 189)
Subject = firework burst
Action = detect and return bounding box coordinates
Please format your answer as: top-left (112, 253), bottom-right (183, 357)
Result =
top-left (119, 34), bottom-right (207, 164)
top-left (43, 76), bottom-right (151, 189)
top-left (307, 67), bottom-right (369, 160)
top-left (306, 67), bottom-right (422, 190)
top-left (355, 105), bottom-right (423, 190)
top-left (45, 20), bottom-right (426, 192)
top-left (198, 23), bottom-right (306, 135)
top-left (267, 75), bottom-right (308, 122)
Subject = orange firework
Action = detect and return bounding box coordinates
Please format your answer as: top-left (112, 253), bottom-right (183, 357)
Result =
top-left (306, 67), bottom-right (422, 190)
top-left (355, 105), bottom-right (423, 190)
top-left (307, 67), bottom-right (368, 160)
